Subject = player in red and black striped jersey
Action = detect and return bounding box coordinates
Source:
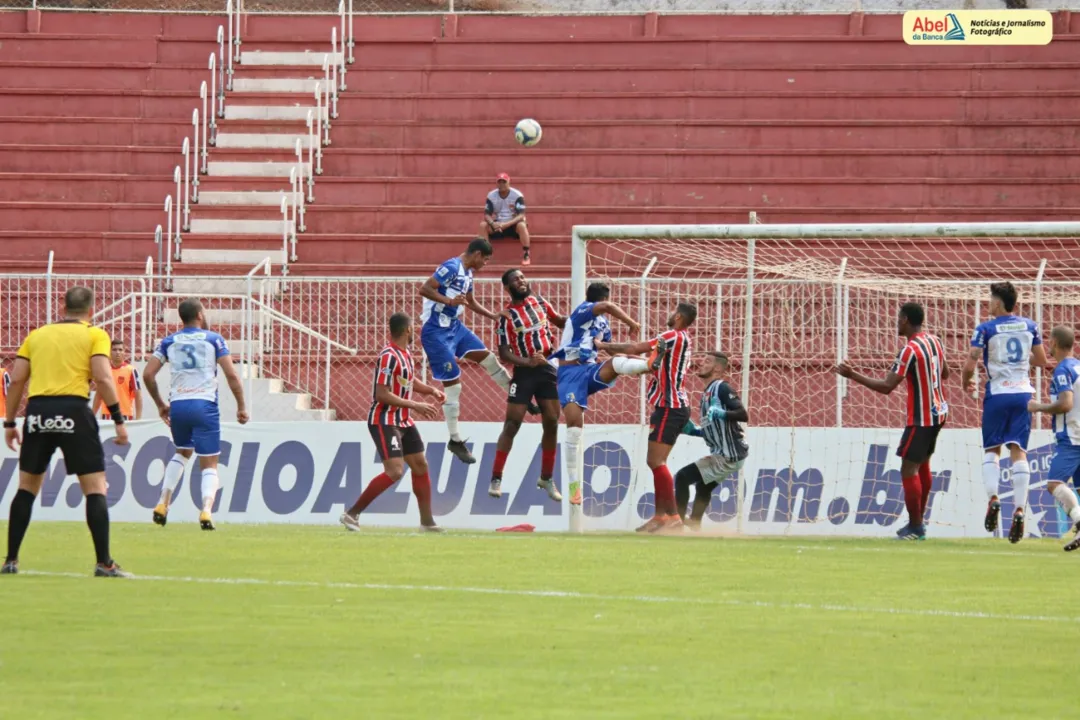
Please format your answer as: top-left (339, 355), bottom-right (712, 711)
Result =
top-left (341, 313), bottom-right (446, 533)
top-left (834, 301), bottom-right (950, 541)
top-left (597, 302), bottom-right (697, 533)
top-left (489, 269), bottom-right (567, 500)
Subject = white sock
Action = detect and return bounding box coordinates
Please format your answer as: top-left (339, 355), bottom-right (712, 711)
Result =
top-left (159, 453), bottom-right (188, 504)
top-left (982, 452), bottom-right (1000, 498)
top-left (443, 383), bottom-right (463, 443)
top-left (566, 426), bottom-right (583, 488)
top-left (612, 356), bottom-right (649, 376)
top-left (200, 467), bottom-right (220, 513)
top-left (480, 353), bottom-right (512, 392)
top-left (1051, 483), bottom-right (1080, 524)
top-left (1011, 459), bottom-right (1030, 513)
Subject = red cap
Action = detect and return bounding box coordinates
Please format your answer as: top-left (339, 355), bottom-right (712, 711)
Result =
top-left (496, 172), bottom-right (510, 182)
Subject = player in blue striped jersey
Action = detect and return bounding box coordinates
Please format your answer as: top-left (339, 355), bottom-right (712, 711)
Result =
top-left (962, 282), bottom-right (1046, 543)
top-left (676, 352), bottom-right (749, 529)
top-left (551, 282), bottom-right (660, 506)
top-left (1027, 325), bottom-right (1080, 551)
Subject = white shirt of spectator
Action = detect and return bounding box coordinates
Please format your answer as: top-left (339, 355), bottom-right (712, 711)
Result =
top-left (486, 187), bottom-right (526, 223)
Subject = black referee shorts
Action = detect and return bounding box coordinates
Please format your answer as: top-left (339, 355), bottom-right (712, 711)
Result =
top-left (20, 396), bottom-right (105, 476)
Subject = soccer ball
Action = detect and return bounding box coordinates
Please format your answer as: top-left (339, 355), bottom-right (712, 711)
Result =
top-left (514, 118), bottom-right (542, 147)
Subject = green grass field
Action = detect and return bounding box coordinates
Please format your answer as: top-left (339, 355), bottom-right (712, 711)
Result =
top-left (0, 522), bottom-right (1075, 719)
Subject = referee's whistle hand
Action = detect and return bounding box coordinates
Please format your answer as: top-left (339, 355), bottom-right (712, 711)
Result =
top-left (5, 427), bottom-right (20, 451)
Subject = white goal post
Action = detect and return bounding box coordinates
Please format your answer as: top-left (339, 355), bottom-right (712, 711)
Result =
top-left (569, 221), bottom-right (1080, 537)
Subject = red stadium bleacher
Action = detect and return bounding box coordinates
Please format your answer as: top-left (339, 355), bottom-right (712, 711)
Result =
top-left (1, 9), bottom-right (1079, 277)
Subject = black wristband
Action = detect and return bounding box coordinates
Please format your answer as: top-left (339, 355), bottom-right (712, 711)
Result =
top-left (107, 403), bottom-right (125, 425)
top-left (3, 421), bottom-right (15, 429)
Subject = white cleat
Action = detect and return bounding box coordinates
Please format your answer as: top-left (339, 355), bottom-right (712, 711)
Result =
top-left (488, 478), bottom-right (502, 498)
top-left (537, 478), bottom-right (562, 502)
top-left (339, 513), bottom-right (362, 532)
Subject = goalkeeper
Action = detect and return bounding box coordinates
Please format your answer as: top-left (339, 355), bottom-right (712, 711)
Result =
top-left (676, 352), bottom-right (749, 529)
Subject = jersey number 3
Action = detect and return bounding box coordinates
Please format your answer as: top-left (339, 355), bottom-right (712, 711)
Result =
top-left (179, 344), bottom-right (199, 369)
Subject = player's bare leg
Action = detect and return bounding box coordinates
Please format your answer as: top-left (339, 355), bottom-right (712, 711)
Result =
top-left (639, 440), bottom-right (681, 533)
top-left (896, 457), bottom-right (924, 541)
top-left (688, 481), bottom-right (717, 531)
top-left (1048, 480), bottom-right (1080, 551)
top-left (341, 457), bottom-right (405, 531)
top-left (535, 398), bottom-right (562, 501)
top-left (197, 454), bottom-right (221, 531)
top-left (154, 448), bottom-right (193, 526)
top-left (1006, 443), bottom-right (1029, 544)
top-left (405, 451), bottom-right (443, 532)
top-left (491, 402), bottom-right (528, 498)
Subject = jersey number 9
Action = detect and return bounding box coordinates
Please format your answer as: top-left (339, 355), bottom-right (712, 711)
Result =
top-left (1005, 337), bottom-right (1024, 364)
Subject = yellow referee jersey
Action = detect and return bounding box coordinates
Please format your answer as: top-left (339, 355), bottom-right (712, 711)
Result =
top-left (16, 320), bottom-right (111, 398)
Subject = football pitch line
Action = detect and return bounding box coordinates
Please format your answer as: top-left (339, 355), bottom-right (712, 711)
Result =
top-left (22, 570), bottom-right (1080, 625)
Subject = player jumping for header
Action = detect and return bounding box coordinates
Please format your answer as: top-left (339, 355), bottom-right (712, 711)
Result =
top-left (551, 282), bottom-right (657, 508)
top-left (490, 269), bottom-right (566, 500)
top-left (962, 282), bottom-right (1046, 543)
top-left (676, 352), bottom-right (749, 530)
top-left (341, 313), bottom-right (445, 532)
top-left (419, 238), bottom-right (519, 465)
top-left (834, 302), bottom-right (949, 541)
top-left (1027, 325), bottom-right (1080, 551)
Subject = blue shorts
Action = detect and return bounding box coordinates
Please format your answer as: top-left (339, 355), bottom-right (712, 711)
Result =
top-left (1048, 444), bottom-right (1080, 485)
top-left (421, 321), bottom-right (487, 383)
top-left (170, 399), bottom-right (221, 456)
top-left (982, 392), bottom-right (1031, 450)
top-left (557, 363), bottom-right (614, 410)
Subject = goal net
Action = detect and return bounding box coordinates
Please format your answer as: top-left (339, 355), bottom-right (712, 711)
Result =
top-left (570, 221), bottom-right (1080, 538)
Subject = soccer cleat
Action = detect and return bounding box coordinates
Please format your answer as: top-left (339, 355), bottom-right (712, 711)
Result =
top-left (1, 559), bottom-right (17, 575)
top-left (448, 439), bottom-right (476, 464)
top-left (914, 524), bottom-right (927, 541)
top-left (1008, 509), bottom-right (1025, 544)
top-left (895, 523), bottom-right (920, 540)
top-left (984, 497), bottom-right (1001, 533)
top-left (1063, 522), bottom-right (1080, 552)
top-left (683, 518), bottom-right (702, 532)
top-left (488, 478), bottom-right (503, 498)
top-left (647, 340), bottom-right (668, 373)
top-left (340, 513), bottom-right (362, 532)
top-left (635, 516), bottom-right (666, 533)
top-left (199, 510), bottom-right (215, 531)
top-left (94, 562), bottom-right (133, 578)
top-left (658, 515), bottom-right (684, 534)
top-left (537, 477), bottom-right (562, 502)
top-left (522, 253), bottom-right (531, 267)
top-left (420, 523), bottom-right (446, 533)
top-left (152, 503), bottom-right (168, 527)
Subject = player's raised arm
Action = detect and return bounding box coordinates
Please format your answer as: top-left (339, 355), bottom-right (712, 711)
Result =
top-left (541, 297), bottom-right (567, 330)
top-left (833, 361), bottom-right (903, 396)
top-left (593, 301), bottom-right (640, 336)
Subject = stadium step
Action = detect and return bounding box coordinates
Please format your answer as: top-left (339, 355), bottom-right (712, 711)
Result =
top-left (232, 78), bottom-right (323, 93)
top-left (215, 133), bottom-right (316, 150)
top-left (206, 161), bottom-right (310, 178)
top-left (189, 218), bottom-right (289, 235)
top-left (224, 105), bottom-right (324, 122)
top-left (198, 190), bottom-right (294, 206)
top-left (239, 51), bottom-right (344, 67)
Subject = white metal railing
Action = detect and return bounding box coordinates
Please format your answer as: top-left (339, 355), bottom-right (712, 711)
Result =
top-left (331, 26), bottom-right (346, 92)
top-left (171, 167), bottom-right (182, 258)
top-left (306, 110), bottom-right (322, 183)
top-left (216, 26), bottom-right (227, 109)
top-left (181, 138), bottom-right (191, 231)
top-left (322, 54), bottom-right (338, 121)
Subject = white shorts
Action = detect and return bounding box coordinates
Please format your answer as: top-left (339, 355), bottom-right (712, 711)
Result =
top-left (694, 455), bottom-right (745, 485)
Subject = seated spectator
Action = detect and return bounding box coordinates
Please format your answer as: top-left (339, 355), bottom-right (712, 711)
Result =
top-left (481, 172), bottom-right (531, 266)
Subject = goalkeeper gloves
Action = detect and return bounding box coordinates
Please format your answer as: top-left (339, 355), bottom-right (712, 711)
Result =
top-left (707, 403), bottom-right (727, 422)
top-left (681, 420), bottom-right (703, 437)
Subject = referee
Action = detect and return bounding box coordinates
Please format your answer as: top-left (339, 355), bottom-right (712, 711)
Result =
top-left (1, 286), bottom-right (132, 578)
